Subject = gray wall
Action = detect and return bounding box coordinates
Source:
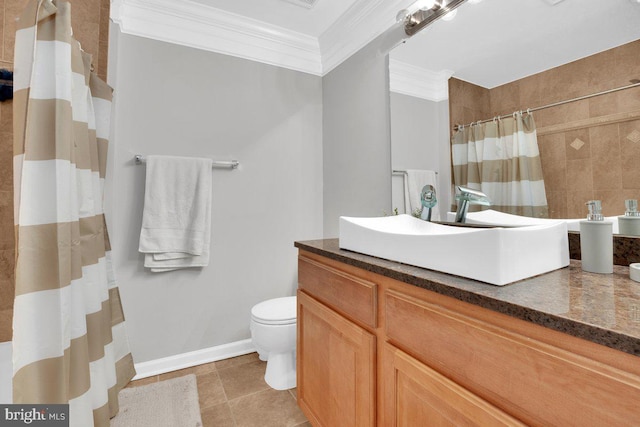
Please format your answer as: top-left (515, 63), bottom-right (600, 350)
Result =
top-left (437, 100), bottom-right (451, 215)
top-left (390, 92), bottom-right (451, 218)
top-left (322, 25), bottom-right (406, 237)
top-left (109, 30), bottom-right (323, 363)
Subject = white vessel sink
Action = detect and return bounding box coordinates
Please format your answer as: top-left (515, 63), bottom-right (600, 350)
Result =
top-left (446, 209), bottom-right (619, 233)
top-left (339, 214), bottom-right (569, 286)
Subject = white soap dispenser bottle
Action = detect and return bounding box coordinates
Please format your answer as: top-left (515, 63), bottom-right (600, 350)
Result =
top-left (579, 200), bottom-right (613, 274)
top-left (618, 199), bottom-right (640, 236)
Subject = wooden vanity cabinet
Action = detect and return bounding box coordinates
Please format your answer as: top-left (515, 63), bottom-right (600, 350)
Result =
top-left (297, 250), bottom-right (640, 427)
top-left (297, 255), bottom-right (377, 427)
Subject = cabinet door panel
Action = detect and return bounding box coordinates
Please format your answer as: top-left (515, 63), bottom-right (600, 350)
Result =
top-left (385, 289), bottom-right (640, 426)
top-left (383, 344), bottom-right (526, 427)
top-left (297, 290), bottom-right (375, 427)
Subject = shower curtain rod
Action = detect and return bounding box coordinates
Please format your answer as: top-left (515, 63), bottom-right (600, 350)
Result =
top-left (134, 154), bottom-right (239, 169)
top-left (453, 81), bottom-right (640, 131)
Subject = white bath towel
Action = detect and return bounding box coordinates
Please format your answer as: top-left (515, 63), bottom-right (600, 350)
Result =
top-left (139, 155), bottom-right (213, 272)
top-left (403, 169), bottom-right (440, 220)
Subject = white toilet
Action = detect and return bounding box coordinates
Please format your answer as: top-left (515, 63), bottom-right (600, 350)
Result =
top-left (250, 296), bottom-right (297, 390)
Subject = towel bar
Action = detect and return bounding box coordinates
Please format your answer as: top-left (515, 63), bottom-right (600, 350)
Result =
top-left (393, 169), bottom-right (438, 175)
top-left (134, 154), bottom-right (239, 169)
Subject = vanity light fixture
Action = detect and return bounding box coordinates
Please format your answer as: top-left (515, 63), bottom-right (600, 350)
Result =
top-left (402, 0), bottom-right (467, 36)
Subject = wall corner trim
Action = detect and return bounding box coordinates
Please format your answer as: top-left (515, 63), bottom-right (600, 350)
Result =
top-left (132, 339), bottom-right (256, 380)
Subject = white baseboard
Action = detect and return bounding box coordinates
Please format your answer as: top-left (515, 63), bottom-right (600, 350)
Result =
top-left (132, 339), bottom-right (256, 380)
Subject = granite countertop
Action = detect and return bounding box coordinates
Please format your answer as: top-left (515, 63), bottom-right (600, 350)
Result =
top-left (295, 239), bottom-right (640, 357)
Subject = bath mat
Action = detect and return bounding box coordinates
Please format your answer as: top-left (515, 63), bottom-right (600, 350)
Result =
top-left (111, 374), bottom-right (202, 427)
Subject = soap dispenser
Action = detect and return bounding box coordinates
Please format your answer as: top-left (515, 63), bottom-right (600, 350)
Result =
top-left (618, 199), bottom-right (640, 236)
top-left (579, 200), bottom-right (613, 274)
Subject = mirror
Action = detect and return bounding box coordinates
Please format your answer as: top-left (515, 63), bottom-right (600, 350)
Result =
top-left (388, 0), bottom-right (640, 234)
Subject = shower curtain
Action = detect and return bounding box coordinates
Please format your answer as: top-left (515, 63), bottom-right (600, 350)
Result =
top-left (452, 112), bottom-right (549, 218)
top-left (13, 1), bottom-right (135, 426)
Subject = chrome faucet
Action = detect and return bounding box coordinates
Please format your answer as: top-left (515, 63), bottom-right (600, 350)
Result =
top-left (454, 186), bottom-right (491, 223)
top-left (420, 185), bottom-right (437, 221)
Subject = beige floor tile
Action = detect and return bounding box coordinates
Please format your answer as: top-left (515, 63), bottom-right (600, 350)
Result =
top-left (214, 352), bottom-right (260, 370)
top-left (158, 361), bottom-right (218, 378)
top-left (197, 371), bottom-right (228, 410)
top-left (158, 365), bottom-right (200, 381)
top-left (192, 362), bottom-right (218, 376)
top-left (218, 360), bottom-right (269, 400)
top-left (229, 388), bottom-right (307, 427)
top-left (201, 402), bottom-right (236, 427)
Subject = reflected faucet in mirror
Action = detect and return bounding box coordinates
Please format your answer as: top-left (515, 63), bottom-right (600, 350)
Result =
top-left (420, 184), bottom-right (437, 221)
top-left (454, 186), bottom-right (491, 223)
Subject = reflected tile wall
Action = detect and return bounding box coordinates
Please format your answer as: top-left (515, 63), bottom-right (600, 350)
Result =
top-left (449, 39), bottom-right (640, 219)
top-left (0, 0), bottom-right (110, 342)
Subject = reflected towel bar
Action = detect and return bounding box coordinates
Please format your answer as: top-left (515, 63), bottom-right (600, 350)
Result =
top-left (393, 169), bottom-right (438, 175)
top-left (134, 154), bottom-right (239, 169)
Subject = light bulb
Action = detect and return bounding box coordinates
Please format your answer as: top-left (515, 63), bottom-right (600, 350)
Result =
top-left (441, 8), bottom-right (457, 21)
top-left (396, 9), bottom-right (410, 23)
top-left (415, 0), bottom-right (437, 10)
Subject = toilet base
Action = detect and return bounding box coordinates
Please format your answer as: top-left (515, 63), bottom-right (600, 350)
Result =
top-left (264, 351), bottom-right (296, 390)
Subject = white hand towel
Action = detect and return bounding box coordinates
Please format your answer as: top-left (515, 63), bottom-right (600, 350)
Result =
top-left (138, 155), bottom-right (213, 271)
top-left (403, 169), bottom-right (440, 221)
top-left (143, 187), bottom-right (211, 272)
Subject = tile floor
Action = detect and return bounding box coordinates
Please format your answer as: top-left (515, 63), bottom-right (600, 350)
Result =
top-left (125, 352), bottom-right (310, 427)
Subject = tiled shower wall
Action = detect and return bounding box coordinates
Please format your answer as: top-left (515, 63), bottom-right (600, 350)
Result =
top-left (0, 0), bottom-right (110, 342)
top-left (449, 39), bottom-right (640, 219)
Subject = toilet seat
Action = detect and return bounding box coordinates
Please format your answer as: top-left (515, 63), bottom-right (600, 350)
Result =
top-left (251, 296), bottom-right (296, 325)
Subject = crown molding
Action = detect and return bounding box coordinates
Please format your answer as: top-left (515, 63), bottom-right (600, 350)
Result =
top-left (111, 0), bottom-right (416, 76)
top-left (111, 0), bottom-right (322, 75)
top-left (319, 0), bottom-right (413, 74)
top-left (389, 59), bottom-right (453, 101)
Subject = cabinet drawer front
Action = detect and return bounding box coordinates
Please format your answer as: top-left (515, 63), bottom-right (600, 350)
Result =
top-left (385, 289), bottom-right (640, 427)
top-left (382, 343), bottom-right (526, 427)
top-left (298, 255), bottom-right (377, 329)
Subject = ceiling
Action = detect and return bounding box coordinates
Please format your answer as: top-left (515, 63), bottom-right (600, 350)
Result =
top-left (390, 0), bottom-right (640, 88)
top-left (114, 0), bottom-right (640, 89)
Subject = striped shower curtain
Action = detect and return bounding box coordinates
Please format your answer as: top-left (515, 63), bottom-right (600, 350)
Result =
top-left (452, 112), bottom-right (549, 218)
top-left (13, 1), bottom-right (135, 426)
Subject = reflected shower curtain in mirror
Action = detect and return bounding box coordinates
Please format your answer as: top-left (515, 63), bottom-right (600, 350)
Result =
top-left (13, 1), bottom-right (135, 426)
top-left (452, 112), bottom-right (549, 218)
